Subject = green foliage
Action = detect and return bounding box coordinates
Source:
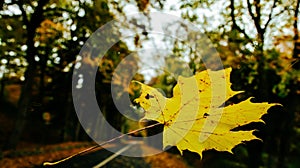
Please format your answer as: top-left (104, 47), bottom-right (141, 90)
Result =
top-left (1, 0), bottom-right (299, 167)
top-left (0, 0), bottom-right (136, 145)
top-left (121, 0), bottom-right (299, 167)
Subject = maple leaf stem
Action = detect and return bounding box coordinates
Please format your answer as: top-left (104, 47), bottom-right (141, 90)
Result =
top-left (43, 122), bottom-right (162, 166)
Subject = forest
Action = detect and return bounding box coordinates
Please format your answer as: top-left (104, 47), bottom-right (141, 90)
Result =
top-left (0, 0), bottom-right (300, 167)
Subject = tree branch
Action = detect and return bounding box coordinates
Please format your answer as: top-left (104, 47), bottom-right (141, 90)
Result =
top-left (15, 0), bottom-right (29, 27)
top-left (247, 0), bottom-right (256, 21)
top-left (44, 7), bottom-right (75, 15)
top-left (247, 0), bottom-right (263, 36)
top-left (264, 0), bottom-right (278, 30)
top-left (254, 0), bottom-right (261, 25)
top-left (230, 0), bottom-right (252, 42)
top-left (293, 0), bottom-right (300, 58)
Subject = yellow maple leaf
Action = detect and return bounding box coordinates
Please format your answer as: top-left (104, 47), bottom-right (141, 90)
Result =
top-left (134, 68), bottom-right (279, 158)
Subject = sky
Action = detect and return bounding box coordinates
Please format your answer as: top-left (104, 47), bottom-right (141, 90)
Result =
top-left (117, 0), bottom-right (226, 82)
top-left (0, 0), bottom-right (297, 82)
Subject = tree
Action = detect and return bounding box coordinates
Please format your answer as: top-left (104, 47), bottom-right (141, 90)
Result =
top-left (163, 0), bottom-right (299, 167)
top-left (1, 0), bottom-right (136, 149)
top-left (108, 0), bottom-right (300, 167)
top-left (2, 0), bottom-right (50, 149)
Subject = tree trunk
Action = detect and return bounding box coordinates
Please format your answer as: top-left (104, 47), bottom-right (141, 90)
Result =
top-left (293, 0), bottom-right (300, 69)
top-left (0, 76), bottom-right (5, 100)
top-left (3, 0), bottom-right (49, 149)
top-left (4, 66), bottom-right (36, 149)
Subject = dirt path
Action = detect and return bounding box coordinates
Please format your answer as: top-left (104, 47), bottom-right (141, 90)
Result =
top-left (1, 141), bottom-right (189, 168)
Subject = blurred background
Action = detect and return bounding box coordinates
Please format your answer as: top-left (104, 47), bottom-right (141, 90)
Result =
top-left (0, 0), bottom-right (299, 167)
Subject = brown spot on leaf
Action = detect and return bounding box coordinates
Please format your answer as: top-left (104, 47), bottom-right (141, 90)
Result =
top-left (203, 113), bottom-right (209, 118)
top-left (145, 94), bottom-right (154, 99)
